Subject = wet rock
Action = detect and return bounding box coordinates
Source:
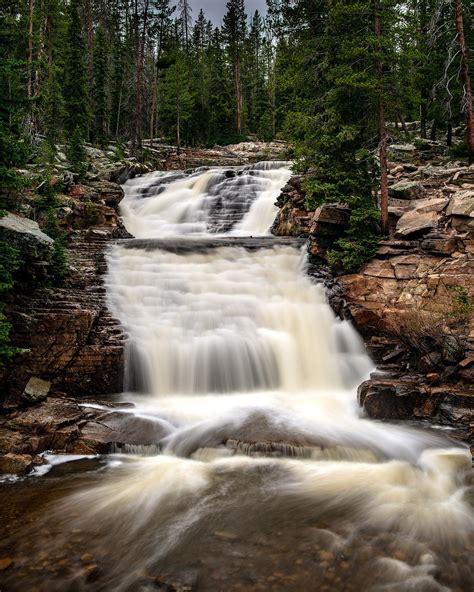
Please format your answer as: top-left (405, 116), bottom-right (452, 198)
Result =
top-left (22, 377), bottom-right (51, 404)
top-left (358, 378), bottom-right (474, 432)
top-left (0, 452), bottom-right (33, 474)
top-left (0, 558), bottom-right (14, 571)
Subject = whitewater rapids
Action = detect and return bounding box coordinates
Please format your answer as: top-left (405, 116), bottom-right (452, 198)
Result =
top-left (5, 160), bottom-right (469, 592)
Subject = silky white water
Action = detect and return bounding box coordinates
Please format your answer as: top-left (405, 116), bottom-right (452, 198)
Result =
top-left (31, 161), bottom-right (472, 591)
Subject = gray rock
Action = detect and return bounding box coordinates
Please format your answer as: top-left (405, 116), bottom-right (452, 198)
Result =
top-left (446, 190), bottom-right (474, 218)
top-left (408, 197), bottom-right (449, 214)
top-left (389, 181), bottom-right (426, 200)
top-left (0, 213), bottom-right (53, 245)
top-left (0, 213), bottom-right (54, 267)
top-left (395, 210), bottom-right (438, 238)
top-left (23, 377), bottom-right (51, 403)
top-left (389, 143), bottom-right (416, 152)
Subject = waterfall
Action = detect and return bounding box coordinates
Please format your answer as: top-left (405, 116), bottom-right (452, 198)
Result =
top-left (47, 161), bottom-right (472, 591)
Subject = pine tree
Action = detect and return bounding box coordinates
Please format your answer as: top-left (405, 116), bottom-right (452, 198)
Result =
top-left (178, 0), bottom-right (192, 51)
top-left (92, 24), bottom-right (109, 146)
top-left (162, 51), bottom-right (194, 151)
top-left (63, 0), bottom-right (89, 137)
top-left (223, 0), bottom-right (247, 136)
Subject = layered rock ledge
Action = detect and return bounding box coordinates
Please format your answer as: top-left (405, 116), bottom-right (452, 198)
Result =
top-left (273, 152), bottom-right (473, 446)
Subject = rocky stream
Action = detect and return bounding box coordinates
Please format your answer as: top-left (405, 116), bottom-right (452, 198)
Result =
top-left (0, 141), bottom-right (472, 592)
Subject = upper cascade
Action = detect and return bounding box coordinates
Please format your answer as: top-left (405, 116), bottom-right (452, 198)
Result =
top-left (120, 161), bottom-right (292, 238)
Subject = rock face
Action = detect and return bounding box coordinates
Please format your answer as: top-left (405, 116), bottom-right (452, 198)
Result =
top-left (358, 379), bottom-right (473, 425)
top-left (3, 230), bottom-right (125, 408)
top-left (273, 154), bottom-right (474, 444)
top-left (1, 171), bottom-right (127, 410)
top-left (0, 397), bottom-right (169, 471)
top-left (0, 213), bottom-right (53, 249)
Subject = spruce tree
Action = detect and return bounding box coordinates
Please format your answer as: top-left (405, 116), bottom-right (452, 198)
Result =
top-left (223, 0), bottom-right (247, 136)
top-left (92, 24), bottom-right (109, 146)
top-left (63, 0), bottom-right (89, 138)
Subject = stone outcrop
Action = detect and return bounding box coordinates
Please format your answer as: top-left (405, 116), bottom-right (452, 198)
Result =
top-left (1, 164), bottom-right (128, 410)
top-left (0, 396), bottom-right (170, 472)
top-left (273, 150), bottom-right (474, 443)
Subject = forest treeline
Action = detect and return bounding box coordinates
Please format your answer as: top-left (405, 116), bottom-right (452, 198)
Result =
top-left (1, 0), bottom-right (472, 153)
top-left (0, 0), bottom-right (473, 269)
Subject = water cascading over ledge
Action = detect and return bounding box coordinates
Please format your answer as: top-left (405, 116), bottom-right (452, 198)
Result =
top-left (5, 160), bottom-right (468, 592)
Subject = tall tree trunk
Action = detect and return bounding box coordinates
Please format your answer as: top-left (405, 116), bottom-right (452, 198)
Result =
top-left (133, 0), bottom-right (150, 149)
top-left (235, 58), bottom-right (242, 135)
top-left (419, 0), bottom-right (428, 139)
top-left (176, 100), bottom-right (181, 155)
top-left (84, 0), bottom-right (93, 75)
top-left (27, 0), bottom-right (34, 99)
top-left (447, 122), bottom-right (453, 146)
top-left (453, 0), bottom-right (474, 164)
top-left (375, 3), bottom-right (389, 235)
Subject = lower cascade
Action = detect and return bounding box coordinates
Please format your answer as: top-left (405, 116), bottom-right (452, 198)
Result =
top-left (5, 162), bottom-right (473, 591)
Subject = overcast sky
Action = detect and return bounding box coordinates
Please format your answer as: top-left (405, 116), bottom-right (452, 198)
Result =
top-left (188, 0), bottom-right (268, 25)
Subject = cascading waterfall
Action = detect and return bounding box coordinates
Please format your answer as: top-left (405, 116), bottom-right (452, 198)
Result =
top-left (15, 161), bottom-right (470, 592)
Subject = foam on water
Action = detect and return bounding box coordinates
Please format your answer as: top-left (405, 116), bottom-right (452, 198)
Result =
top-left (14, 161), bottom-right (470, 592)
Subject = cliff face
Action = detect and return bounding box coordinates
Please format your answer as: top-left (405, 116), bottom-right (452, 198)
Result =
top-left (273, 148), bottom-right (473, 445)
top-left (0, 158), bottom-right (135, 410)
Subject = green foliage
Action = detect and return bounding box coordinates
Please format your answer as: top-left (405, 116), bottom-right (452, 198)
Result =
top-left (33, 175), bottom-right (68, 283)
top-left (112, 142), bottom-right (126, 162)
top-left (449, 286), bottom-right (474, 319)
top-left (328, 207), bottom-right (381, 272)
top-left (0, 241), bottom-right (21, 294)
top-left (92, 24), bottom-right (109, 146)
top-left (63, 0), bottom-right (89, 137)
top-left (0, 241), bottom-right (22, 367)
top-left (36, 139), bottom-right (57, 170)
top-left (66, 128), bottom-right (88, 178)
top-left (0, 129), bottom-right (31, 211)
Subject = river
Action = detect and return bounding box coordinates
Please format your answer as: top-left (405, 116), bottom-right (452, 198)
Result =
top-left (0, 161), bottom-right (472, 591)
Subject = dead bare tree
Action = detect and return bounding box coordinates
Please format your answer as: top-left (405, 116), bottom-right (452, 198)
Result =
top-left (453, 0), bottom-right (474, 164)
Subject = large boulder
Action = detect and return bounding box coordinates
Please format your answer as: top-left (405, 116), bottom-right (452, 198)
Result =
top-left (395, 209), bottom-right (438, 238)
top-left (389, 181), bottom-right (426, 200)
top-left (446, 190), bottom-right (474, 233)
top-left (22, 377), bottom-right (51, 404)
top-left (0, 213), bottom-right (53, 259)
top-left (309, 204), bottom-right (350, 238)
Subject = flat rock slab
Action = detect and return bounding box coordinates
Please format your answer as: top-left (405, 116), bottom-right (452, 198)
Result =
top-left (395, 210), bottom-right (438, 238)
top-left (116, 237), bottom-right (307, 253)
top-left (447, 190), bottom-right (474, 217)
top-left (0, 213), bottom-right (53, 245)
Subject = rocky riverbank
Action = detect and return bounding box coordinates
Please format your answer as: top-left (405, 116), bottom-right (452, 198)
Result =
top-left (273, 142), bottom-right (473, 447)
top-left (0, 141), bottom-right (290, 474)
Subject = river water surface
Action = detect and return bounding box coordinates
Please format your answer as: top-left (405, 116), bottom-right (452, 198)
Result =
top-left (0, 162), bottom-right (472, 591)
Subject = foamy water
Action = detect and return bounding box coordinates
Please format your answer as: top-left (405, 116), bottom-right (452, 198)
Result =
top-left (9, 161), bottom-right (469, 592)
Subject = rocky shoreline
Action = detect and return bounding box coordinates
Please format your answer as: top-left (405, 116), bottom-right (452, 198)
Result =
top-left (0, 140), bottom-right (472, 474)
top-left (274, 143), bottom-right (473, 448)
top-left (0, 142), bottom-right (291, 474)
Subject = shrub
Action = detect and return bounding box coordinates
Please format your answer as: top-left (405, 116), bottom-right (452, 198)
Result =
top-left (0, 241), bottom-right (23, 367)
top-left (388, 286), bottom-right (473, 366)
top-left (66, 127), bottom-right (88, 178)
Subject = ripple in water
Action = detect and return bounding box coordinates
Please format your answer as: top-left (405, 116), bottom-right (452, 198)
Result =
top-left (1, 161), bottom-right (472, 592)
